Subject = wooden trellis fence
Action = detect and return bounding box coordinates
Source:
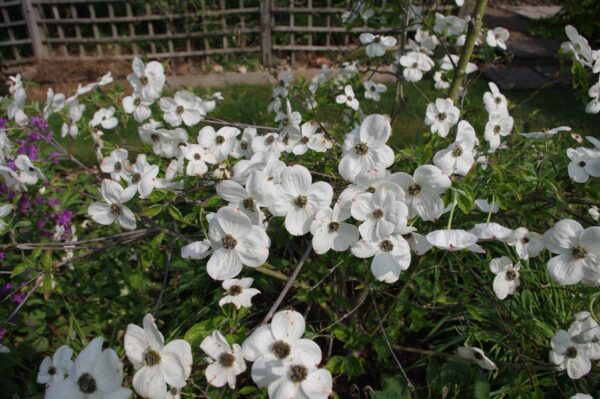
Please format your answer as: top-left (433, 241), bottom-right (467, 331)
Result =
top-left (0, 0), bottom-right (397, 71)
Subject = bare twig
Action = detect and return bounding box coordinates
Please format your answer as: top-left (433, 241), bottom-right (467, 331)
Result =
top-left (261, 243), bottom-right (312, 324)
top-left (153, 252), bottom-right (172, 314)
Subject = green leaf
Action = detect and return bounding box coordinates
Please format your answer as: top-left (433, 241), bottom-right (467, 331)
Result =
top-left (143, 204), bottom-right (164, 217)
top-left (473, 371), bottom-right (490, 399)
top-left (369, 376), bottom-right (409, 399)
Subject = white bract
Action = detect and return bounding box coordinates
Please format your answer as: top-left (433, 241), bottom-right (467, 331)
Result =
top-left (100, 148), bottom-right (131, 181)
top-left (424, 98), bottom-right (460, 137)
top-left (489, 256), bottom-right (521, 300)
top-left (351, 186), bottom-right (410, 241)
top-left (123, 92), bottom-right (152, 123)
top-left (218, 278), bottom-right (260, 309)
top-left (200, 330), bottom-right (246, 389)
top-left (199, 125), bottom-right (240, 162)
top-left (124, 314), bottom-right (192, 399)
top-left (484, 112), bottom-right (513, 152)
top-left (426, 229), bottom-right (484, 253)
top-left (399, 51), bottom-right (434, 82)
top-left (483, 82), bottom-right (508, 115)
top-left (433, 120), bottom-right (477, 176)
top-left (566, 147), bottom-right (600, 183)
top-left (180, 144), bottom-right (216, 177)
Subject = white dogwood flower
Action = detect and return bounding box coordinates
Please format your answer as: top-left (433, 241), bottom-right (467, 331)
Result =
top-left (483, 82), bottom-right (508, 115)
top-left (393, 165), bottom-right (451, 221)
top-left (204, 206), bottom-right (270, 280)
top-left (87, 179), bottom-right (137, 230)
top-left (286, 121), bottom-right (332, 155)
top-left (160, 91), bottom-right (204, 127)
top-left (433, 120), bottom-right (477, 176)
top-left (310, 205), bottom-right (359, 254)
top-left (489, 256), bottom-right (521, 300)
top-left (352, 233), bottom-right (411, 283)
top-left (37, 345), bottom-right (73, 386)
top-left (123, 92), bottom-right (152, 123)
top-left (199, 125), bottom-right (240, 162)
top-left (424, 98), bottom-right (460, 137)
top-left (336, 85), bottom-right (360, 110)
top-left (200, 330), bottom-right (246, 389)
top-left (216, 172), bottom-right (276, 224)
top-left (180, 144), bottom-right (217, 177)
top-left (269, 165), bottom-right (333, 236)
top-left (543, 219), bottom-right (600, 285)
top-left (426, 229), bottom-right (484, 253)
top-left (45, 337), bottom-right (131, 399)
top-left (90, 107), bottom-right (118, 130)
top-left (399, 51), bottom-right (434, 82)
top-left (486, 27), bottom-right (509, 50)
top-left (266, 356), bottom-right (332, 399)
top-left (363, 80), bottom-right (387, 101)
top-left (550, 330), bottom-right (591, 379)
top-left (457, 345), bottom-right (497, 370)
top-left (352, 186), bottom-right (410, 241)
top-left (470, 222), bottom-right (512, 241)
top-left (506, 227), bottom-right (544, 260)
top-left (100, 148), bottom-right (131, 181)
top-left (360, 33), bottom-right (397, 57)
top-left (128, 57), bottom-right (166, 101)
top-left (125, 154), bottom-right (159, 199)
top-left (219, 278), bottom-right (260, 309)
top-left (484, 112), bottom-right (513, 152)
top-left (125, 314), bottom-right (192, 399)
top-left (338, 114), bottom-right (394, 182)
top-left (566, 147), bottom-right (600, 183)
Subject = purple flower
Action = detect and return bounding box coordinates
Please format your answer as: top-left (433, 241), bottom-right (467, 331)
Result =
top-left (0, 328), bottom-right (7, 339)
top-left (12, 292), bottom-right (26, 305)
top-left (1, 283), bottom-right (12, 294)
top-left (56, 210), bottom-right (73, 228)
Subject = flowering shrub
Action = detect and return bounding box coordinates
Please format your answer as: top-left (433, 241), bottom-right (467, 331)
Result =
top-left (1, 1), bottom-right (599, 398)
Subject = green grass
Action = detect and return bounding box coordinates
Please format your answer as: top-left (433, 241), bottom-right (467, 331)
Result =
top-left (53, 78), bottom-right (598, 164)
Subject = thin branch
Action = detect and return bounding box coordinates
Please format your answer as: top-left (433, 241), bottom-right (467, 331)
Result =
top-left (261, 243), bottom-right (312, 324)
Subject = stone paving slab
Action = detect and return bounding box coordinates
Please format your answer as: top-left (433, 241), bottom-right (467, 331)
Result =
top-left (501, 5), bottom-right (561, 20)
top-left (482, 65), bottom-right (551, 90)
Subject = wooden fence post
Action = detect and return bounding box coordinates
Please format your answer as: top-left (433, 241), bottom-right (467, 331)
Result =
top-left (260, 0), bottom-right (272, 66)
top-left (21, 0), bottom-right (44, 59)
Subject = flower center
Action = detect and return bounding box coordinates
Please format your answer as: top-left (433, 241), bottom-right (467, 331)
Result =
top-left (571, 246), bottom-right (587, 259)
top-left (240, 142), bottom-right (248, 150)
top-left (219, 352), bottom-right (235, 368)
top-left (366, 186), bottom-right (375, 194)
top-left (176, 105), bottom-right (185, 114)
top-left (493, 125), bottom-right (501, 134)
top-left (328, 221), bottom-right (340, 232)
top-left (215, 135), bottom-right (225, 145)
top-left (578, 161), bottom-right (586, 167)
top-left (222, 234), bottom-right (238, 250)
top-left (77, 372), bottom-right (97, 394)
top-left (379, 240), bottom-right (394, 252)
top-left (266, 135), bottom-right (275, 145)
top-left (505, 269), bottom-right (517, 281)
top-left (243, 197), bottom-right (255, 211)
top-left (151, 133), bottom-right (160, 142)
top-left (143, 349), bottom-right (161, 366)
top-left (228, 284), bottom-right (242, 296)
top-left (495, 96), bottom-right (502, 104)
top-left (288, 364), bottom-right (308, 383)
top-left (372, 209), bottom-right (384, 219)
top-left (140, 76), bottom-right (149, 85)
top-left (521, 237), bottom-right (529, 244)
top-left (566, 347), bottom-right (578, 359)
top-left (170, 387), bottom-right (179, 395)
top-left (282, 118), bottom-right (289, 127)
top-left (354, 143), bottom-right (369, 155)
top-left (48, 366), bottom-right (57, 375)
top-left (370, 86), bottom-right (377, 91)
top-left (294, 195), bottom-right (308, 208)
top-left (132, 173), bottom-right (142, 184)
top-left (437, 112), bottom-right (447, 121)
top-left (300, 136), bottom-right (309, 144)
top-left (193, 152), bottom-right (202, 160)
top-left (473, 351), bottom-right (483, 360)
top-left (114, 161), bottom-right (122, 171)
top-left (407, 184), bottom-right (421, 196)
top-left (110, 203), bottom-right (122, 216)
top-left (452, 146), bottom-right (463, 157)
top-left (134, 98), bottom-right (141, 106)
top-left (272, 340), bottom-right (291, 359)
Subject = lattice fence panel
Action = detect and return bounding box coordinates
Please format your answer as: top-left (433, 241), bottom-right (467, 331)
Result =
top-left (0, 0), bottom-right (35, 67)
top-left (31, 0), bottom-right (261, 60)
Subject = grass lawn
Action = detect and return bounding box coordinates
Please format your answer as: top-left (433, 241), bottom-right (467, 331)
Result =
top-left (54, 77), bottom-right (597, 163)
